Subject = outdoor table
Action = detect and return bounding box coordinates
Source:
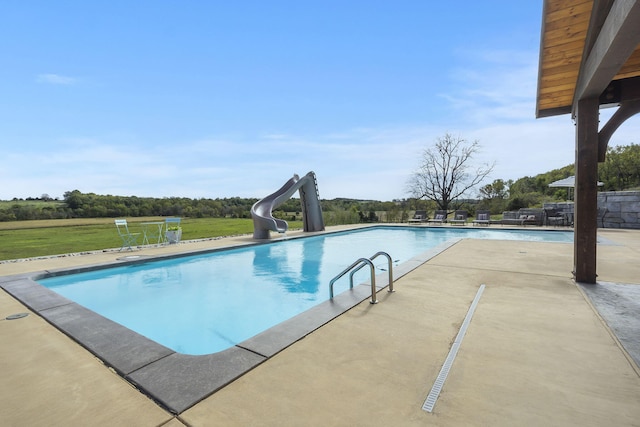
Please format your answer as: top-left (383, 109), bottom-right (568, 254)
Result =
top-left (141, 221), bottom-right (164, 245)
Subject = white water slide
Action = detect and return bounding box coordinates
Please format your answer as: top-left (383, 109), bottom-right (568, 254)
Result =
top-left (251, 171), bottom-right (325, 239)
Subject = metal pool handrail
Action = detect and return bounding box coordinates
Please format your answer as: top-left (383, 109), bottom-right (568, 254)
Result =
top-left (329, 251), bottom-right (394, 304)
top-left (349, 251), bottom-right (394, 294)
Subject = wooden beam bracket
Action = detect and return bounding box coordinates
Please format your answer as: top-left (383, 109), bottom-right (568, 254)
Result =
top-left (598, 76), bottom-right (640, 161)
top-left (598, 100), bottom-right (640, 161)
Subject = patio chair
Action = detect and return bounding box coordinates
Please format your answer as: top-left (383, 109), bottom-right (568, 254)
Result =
top-left (472, 210), bottom-right (491, 226)
top-left (408, 210), bottom-right (429, 224)
top-left (115, 219), bottom-right (140, 251)
top-left (427, 210), bottom-right (448, 225)
top-left (544, 208), bottom-right (565, 226)
top-left (450, 210), bottom-right (468, 225)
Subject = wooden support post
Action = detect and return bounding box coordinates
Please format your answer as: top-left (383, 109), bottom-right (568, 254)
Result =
top-left (574, 97), bottom-right (599, 283)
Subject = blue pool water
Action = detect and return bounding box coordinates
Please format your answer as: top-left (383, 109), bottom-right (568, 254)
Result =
top-left (39, 227), bottom-right (572, 355)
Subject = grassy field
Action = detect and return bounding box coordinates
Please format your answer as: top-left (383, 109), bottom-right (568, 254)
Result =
top-left (0, 217), bottom-right (304, 261)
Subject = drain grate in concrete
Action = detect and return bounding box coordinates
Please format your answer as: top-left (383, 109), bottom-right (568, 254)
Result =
top-left (423, 284), bottom-right (485, 413)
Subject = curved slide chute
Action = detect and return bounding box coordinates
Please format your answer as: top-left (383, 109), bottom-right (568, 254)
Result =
top-left (251, 171), bottom-right (325, 239)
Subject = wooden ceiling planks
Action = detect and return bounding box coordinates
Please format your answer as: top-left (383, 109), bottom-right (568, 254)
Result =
top-left (536, 0), bottom-right (640, 118)
top-left (618, 48), bottom-right (640, 78)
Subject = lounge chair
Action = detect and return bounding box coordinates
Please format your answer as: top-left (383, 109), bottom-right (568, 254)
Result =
top-left (450, 210), bottom-right (468, 225)
top-left (408, 210), bottom-right (429, 224)
top-left (427, 210), bottom-right (448, 225)
top-left (500, 209), bottom-right (544, 226)
top-left (500, 211), bottom-right (524, 226)
top-left (544, 208), bottom-right (565, 226)
top-left (115, 219), bottom-right (140, 251)
top-left (472, 210), bottom-right (491, 226)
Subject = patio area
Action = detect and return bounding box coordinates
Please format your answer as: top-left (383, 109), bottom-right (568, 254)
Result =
top-left (1, 226), bottom-right (639, 426)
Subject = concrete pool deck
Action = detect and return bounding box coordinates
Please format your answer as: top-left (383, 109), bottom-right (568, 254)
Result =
top-left (1, 226), bottom-right (639, 426)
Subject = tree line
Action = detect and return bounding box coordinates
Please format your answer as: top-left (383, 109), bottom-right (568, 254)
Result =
top-left (0, 190), bottom-right (400, 224)
top-left (476, 143), bottom-right (640, 214)
top-left (2, 142), bottom-right (638, 223)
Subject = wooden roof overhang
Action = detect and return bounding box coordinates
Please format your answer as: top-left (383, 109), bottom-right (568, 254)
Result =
top-left (537, 0), bottom-right (640, 122)
top-left (536, 0), bottom-right (640, 284)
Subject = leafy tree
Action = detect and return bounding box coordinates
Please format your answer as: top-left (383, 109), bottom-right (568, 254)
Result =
top-left (599, 144), bottom-right (640, 190)
top-left (506, 176), bottom-right (544, 209)
top-left (478, 179), bottom-right (509, 200)
top-left (63, 190), bottom-right (85, 210)
top-left (477, 179), bottom-right (510, 214)
top-left (407, 133), bottom-right (494, 212)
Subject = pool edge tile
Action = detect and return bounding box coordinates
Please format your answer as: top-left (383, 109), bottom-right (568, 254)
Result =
top-left (239, 285), bottom-right (373, 357)
top-left (1, 277), bottom-right (73, 312)
top-left (127, 348), bottom-right (266, 414)
top-left (40, 302), bottom-right (175, 375)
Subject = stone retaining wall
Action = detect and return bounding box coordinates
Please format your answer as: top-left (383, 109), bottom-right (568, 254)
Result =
top-left (598, 191), bottom-right (640, 229)
top-left (543, 191), bottom-right (640, 229)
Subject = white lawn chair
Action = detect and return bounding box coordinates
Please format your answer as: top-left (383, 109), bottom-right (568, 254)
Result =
top-left (115, 219), bottom-right (140, 251)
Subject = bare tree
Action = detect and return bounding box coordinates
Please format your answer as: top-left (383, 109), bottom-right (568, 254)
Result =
top-left (407, 133), bottom-right (494, 212)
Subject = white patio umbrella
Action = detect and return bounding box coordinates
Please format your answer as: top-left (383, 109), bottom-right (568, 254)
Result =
top-left (548, 175), bottom-right (603, 200)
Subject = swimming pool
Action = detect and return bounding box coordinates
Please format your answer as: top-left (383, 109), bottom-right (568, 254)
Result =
top-left (38, 226), bottom-right (572, 355)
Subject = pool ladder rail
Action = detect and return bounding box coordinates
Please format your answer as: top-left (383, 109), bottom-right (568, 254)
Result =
top-left (329, 251), bottom-right (394, 304)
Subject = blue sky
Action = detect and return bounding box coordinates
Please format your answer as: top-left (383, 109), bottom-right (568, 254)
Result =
top-left (2, 1), bottom-right (638, 201)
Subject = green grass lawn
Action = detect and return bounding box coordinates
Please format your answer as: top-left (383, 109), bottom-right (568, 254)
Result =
top-left (0, 217), bottom-right (304, 261)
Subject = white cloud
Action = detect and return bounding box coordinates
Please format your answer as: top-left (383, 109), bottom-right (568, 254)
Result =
top-left (36, 73), bottom-right (76, 85)
top-left (445, 48), bottom-right (539, 124)
top-left (437, 48), bottom-right (578, 184)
